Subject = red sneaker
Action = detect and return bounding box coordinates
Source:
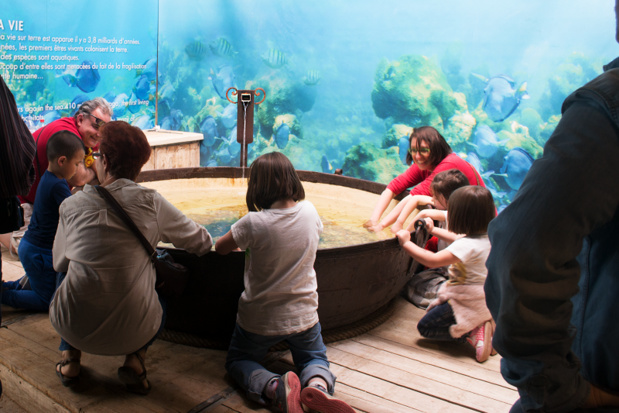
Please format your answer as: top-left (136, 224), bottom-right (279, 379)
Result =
top-left (273, 372), bottom-right (303, 413)
top-left (300, 385), bottom-right (355, 413)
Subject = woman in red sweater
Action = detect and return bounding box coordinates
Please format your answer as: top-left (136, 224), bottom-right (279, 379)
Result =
top-left (365, 126), bottom-right (484, 232)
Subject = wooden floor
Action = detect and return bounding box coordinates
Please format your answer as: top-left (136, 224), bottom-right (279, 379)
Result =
top-left (0, 246), bottom-right (518, 412)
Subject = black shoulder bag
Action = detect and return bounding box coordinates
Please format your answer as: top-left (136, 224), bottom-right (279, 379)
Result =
top-left (95, 185), bottom-right (189, 298)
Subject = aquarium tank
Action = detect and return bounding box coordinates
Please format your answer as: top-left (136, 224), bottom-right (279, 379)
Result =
top-left (1, 0), bottom-right (616, 209)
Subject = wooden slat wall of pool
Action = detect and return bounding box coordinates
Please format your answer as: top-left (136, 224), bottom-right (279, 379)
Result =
top-left (0, 249), bottom-right (517, 412)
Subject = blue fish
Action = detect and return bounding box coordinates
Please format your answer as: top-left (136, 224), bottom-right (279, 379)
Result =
top-left (209, 37), bottom-right (236, 58)
top-left (200, 115), bottom-right (218, 146)
top-left (161, 109), bottom-right (183, 130)
top-left (261, 48), bottom-right (288, 69)
top-left (321, 155), bottom-right (333, 173)
top-left (499, 148), bottom-right (534, 190)
top-left (185, 39), bottom-right (208, 60)
top-left (127, 92), bottom-right (141, 114)
top-left (274, 122), bottom-right (290, 149)
top-left (41, 110), bottom-right (61, 125)
top-left (134, 75), bottom-right (154, 100)
top-left (102, 91), bottom-right (115, 104)
top-left (215, 146), bottom-right (232, 164)
top-left (209, 66), bottom-right (236, 99)
top-left (468, 125), bottom-right (508, 158)
top-left (398, 136), bottom-right (410, 165)
top-left (111, 93), bottom-right (129, 118)
top-left (477, 75), bottom-right (529, 122)
top-left (158, 81), bottom-right (175, 101)
top-left (303, 70), bottom-right (321, 86)
top-left (58, 60), bottom-right (101, 93)
top-left (70, 94), bottom-right (90, 115)
top-left (132, 115), bottom-right (154, 130)
top-left (466, 152), bottom-right (495, 182)
top-left (138, 57), bottom-right (157, 82)
top-left (220, 104), bottom-right (237, 129)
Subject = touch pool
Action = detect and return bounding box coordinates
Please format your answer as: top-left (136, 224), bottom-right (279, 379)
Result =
top-left (138, 167), bottom-right (416, 348)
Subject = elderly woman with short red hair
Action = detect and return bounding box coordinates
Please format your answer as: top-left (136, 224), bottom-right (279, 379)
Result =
top-left (50, 121), bottom-right (213, 394)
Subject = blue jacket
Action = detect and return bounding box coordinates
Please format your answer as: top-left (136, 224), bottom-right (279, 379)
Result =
top-left (485, 59), bottom-right (619, 412)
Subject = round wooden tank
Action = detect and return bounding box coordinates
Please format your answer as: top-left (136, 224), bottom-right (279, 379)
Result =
top-left (138, 167), bottom-right (414, 348)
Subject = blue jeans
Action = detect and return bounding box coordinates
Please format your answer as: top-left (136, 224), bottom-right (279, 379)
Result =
top-left (57, 272), bottom-right (167, 353)
top-left (225, 322), bottom-right (336, 405)
top-left (417, 302), bottom-right (467, 343)
top-left (2, 238), bottom-right (58, 311)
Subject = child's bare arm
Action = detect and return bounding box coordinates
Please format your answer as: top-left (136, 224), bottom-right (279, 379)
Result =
top-left (215, 231), bottom-right (239, 255)
top-left (392, 195), bottom-right (433, 233)
top-left (367, 194), bottom-right (410, 232)
top-left (396, 229), bottom-right (459, 268)
top-left (406, 208), bottom-right (446, 231)
top-left (431, 226), bottom-right (462, 243)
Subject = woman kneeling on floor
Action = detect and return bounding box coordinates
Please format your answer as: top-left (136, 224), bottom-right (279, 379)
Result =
top-left (49, 121), bottom-right (213, 393)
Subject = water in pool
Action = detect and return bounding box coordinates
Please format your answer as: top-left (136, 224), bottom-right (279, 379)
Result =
top-left (142, 177), bottom-right (406, 249)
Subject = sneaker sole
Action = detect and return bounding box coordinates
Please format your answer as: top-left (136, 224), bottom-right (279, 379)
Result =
top-left (301, 386), bottom-right (355, 413)
top-left (282, 372), bottom-right (303, 413)
top-left (476, 320), bottom-right (493, 363)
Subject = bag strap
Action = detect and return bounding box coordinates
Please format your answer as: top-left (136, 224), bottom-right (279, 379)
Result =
top-left (94, 185), bottom-right (157, 262)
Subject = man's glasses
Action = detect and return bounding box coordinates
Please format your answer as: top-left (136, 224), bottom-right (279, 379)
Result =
top-left (85, 113), bottom-right (106, 130)
top-left (408, 147), bottom-right (430, 155)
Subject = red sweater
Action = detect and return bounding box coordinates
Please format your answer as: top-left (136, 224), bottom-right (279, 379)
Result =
top-left (19, 118), bottom-right (82, 204)
top-left (387, 153), bottom-right (485, 196)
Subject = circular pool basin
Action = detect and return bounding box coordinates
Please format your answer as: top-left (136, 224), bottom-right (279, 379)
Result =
top-left (138, 167), bottom-right (414, 347)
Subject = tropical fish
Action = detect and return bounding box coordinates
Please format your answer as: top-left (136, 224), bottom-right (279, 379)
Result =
top-left (220, 104), bottom-right (237, 129)
top-left (132, 115), bottom-right (154, 130)
top-left (160, 109), bottom-right (183, 130)
top-left (200, 115), bottom-right (218, 146)
top-left (41, 110), bottom-right (61, 125)
top-left (134, 75), bottom-right (154, 100)
top-left (158, 81), bottom-right (175, 101)
top-left (466, 152), bottom-right (486, 175)
top-left (185, 39), bottom-right (209, 60)
top-left (127, 92), bottom-right (141, 114)
top-left (111, 93), bottom-right (129, 118)
top-left (274, 122), bottom-right (290, 149)
top-left (498, 148), bottom-right (534, 190)
top-left (209, 37), bottom-right (236, 58)
top-left (57, 60), bottom-right (100, 93)
top-left (261, 48), bottom-right (288, 69)
top-left (398, 136), bottom-right (410, 165)
top-left (209, 66), bottom-right (236, 99)
top-left (321, 155), bottom-right (333, 173)
top-left (70, 94), bottom-right (90, 115)
top-left (227, 126), bottom-right (241, 157)
top-left (467, 125), bottom-right (508, 158)
top-left (138, 57), bottom-right (157, 81)
top-left (475, 74), bottom-right (529, 122)
top-left (215, 147), bottom-right (232, 164)
top-left (303, 70), bottom-right (321, 86)
top-left (466, 152), bottom-right (495, 181)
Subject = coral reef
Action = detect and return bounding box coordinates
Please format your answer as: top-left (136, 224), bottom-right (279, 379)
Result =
top-left (371, 55), bottom-right (465, 130)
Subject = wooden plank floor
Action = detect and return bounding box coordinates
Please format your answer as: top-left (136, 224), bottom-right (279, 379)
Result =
top-left (0, 247), bottom-right (518, 412)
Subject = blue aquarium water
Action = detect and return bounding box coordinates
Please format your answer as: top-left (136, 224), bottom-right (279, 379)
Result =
top-left (155, 0), bottom-right (616, 209)
top-left (4, 0), bottom-right (617, 209)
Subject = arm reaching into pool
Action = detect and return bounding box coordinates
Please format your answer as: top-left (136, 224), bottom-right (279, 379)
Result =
top-left (215, 230), bottom-right (240, 255)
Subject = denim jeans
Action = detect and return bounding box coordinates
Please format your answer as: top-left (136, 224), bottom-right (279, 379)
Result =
top-left (56, 272), bottom-right (167, 353)
top-left (2, 238), bottom-right (58, 311)
top-left (225, 322), bottom-right (336, 405)
top-left (417, 301), bottom-right (467, 343)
